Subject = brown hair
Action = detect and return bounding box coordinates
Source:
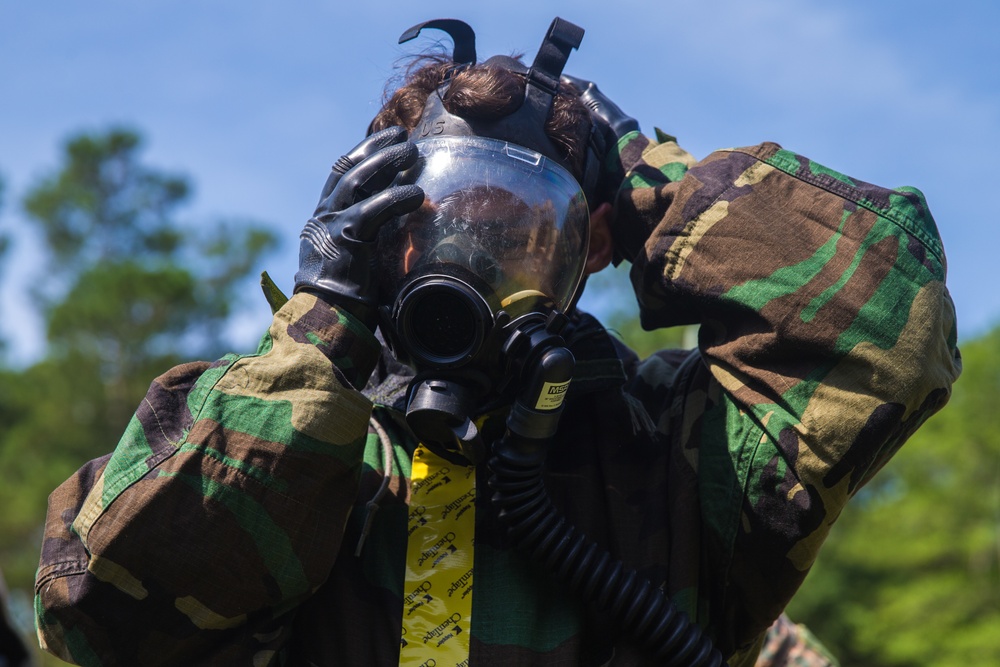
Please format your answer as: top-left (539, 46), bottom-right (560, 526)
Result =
top-left (370, 56), bottom-right (592, 178)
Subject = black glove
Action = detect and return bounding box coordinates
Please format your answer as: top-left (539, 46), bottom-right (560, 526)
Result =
top-left (294, 127), bottom-right (424, 330)
top-left (562, 74), bottom-right (639, 140)
top-left (561, 73), bottom-right (639, 205)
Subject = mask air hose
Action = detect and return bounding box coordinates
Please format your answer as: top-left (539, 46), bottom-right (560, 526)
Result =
top-left (487, 342), bottom-right (727, 667)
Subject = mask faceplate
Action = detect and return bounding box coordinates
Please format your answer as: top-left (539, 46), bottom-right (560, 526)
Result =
top-left (377, 136), bottom-right (589, 371)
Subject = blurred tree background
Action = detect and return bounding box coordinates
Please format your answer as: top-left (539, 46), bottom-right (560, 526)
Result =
top-left (785, 327), bottom-right (999, 666)
top-left (0, 127), bottom-right (996, 666)
top-left (0, 127), bottom-right (278, 666)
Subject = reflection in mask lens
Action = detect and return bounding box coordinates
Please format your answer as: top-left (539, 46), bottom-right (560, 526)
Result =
top-left (378, 136), bottom-right (590, 316)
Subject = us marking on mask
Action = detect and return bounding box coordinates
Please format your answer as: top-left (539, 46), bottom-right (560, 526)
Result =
top-left (536, 380), bottom-right (571, 411)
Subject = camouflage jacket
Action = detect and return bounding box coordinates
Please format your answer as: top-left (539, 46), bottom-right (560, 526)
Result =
top-left (35, 138), bottom-right (961, 666)
top-left (756, 614), bottom-right (839, 667)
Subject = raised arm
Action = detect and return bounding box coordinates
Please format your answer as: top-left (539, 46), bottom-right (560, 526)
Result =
top-left (618, 132), bottom-right (961, 654)
top-left (35, 127), bottom-right (425, 666)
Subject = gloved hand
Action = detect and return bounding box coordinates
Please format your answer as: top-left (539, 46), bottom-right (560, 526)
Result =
top-left (561, 73), bottom-right (640, 206)
top-left (294, 127), bottom-right (425, 330)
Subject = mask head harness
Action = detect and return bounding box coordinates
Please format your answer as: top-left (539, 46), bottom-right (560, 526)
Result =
top-left (377, 18), bottom-right (596, 464)
top-left (398, 17), bottom-right (605, 205)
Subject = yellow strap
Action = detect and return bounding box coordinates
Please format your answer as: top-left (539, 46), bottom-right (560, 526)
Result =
top-left (399, 445), bottom-right (476, 666)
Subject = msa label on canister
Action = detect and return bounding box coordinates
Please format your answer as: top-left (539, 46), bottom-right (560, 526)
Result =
top-left (535, 380), bottom-right (571, 411)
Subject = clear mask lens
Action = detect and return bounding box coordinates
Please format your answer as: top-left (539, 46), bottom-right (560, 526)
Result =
top-left (378, 136), bottom-right (590, 314)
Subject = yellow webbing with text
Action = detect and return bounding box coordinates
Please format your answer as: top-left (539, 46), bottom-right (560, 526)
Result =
top-left (399, 445), bottom-right (476, 666)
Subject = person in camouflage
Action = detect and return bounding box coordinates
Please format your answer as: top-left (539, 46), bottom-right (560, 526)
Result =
top-left (34, 18), bottom-right (960, 667)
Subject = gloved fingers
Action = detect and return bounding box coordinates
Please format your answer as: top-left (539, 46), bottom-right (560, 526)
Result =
top-left (330, 140), bottom-right (420, 211)
top-left (560, 74), bottom-right (638, 138)
top-left (349, 184), bottom-right (425, 242)
top-left (314, 169), bottom-right (343, 212)
top-left (560, 73), bottom-right (595, 96)
top-left (335, 126), bottom-right (410, 176)
top-left (315, 127), bottom-right (411, 206)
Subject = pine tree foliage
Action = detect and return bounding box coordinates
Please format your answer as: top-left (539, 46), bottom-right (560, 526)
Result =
top-left (0, 128), bottom-right (278, 624)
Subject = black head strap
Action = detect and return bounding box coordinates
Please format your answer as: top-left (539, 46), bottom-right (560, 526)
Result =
top-left (399, 19), bottom-right (477, 70)
top-left (527, 18), bottom-right (584, 99)
top-left (398, 17), bottom-right (600, 202)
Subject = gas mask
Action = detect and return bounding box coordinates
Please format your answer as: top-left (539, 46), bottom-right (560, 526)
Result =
top-left (376, 136), bottom-right (589, 462)
top-left (368, 19), bottom-right (726, 665)
top-left (374, 18), bottom-right (601, 464)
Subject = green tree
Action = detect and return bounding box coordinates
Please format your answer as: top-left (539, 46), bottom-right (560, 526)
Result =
top-left (0, 127), bottom-right (278, 601)
top-left (0, 174), bottom-right (9, 359)
top-left (788, 330), bottom-right (998, 665)
top-left (23, 129), bottom-right (275, 378)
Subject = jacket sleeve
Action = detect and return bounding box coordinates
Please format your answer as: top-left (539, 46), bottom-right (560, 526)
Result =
top-left (615, 135), bottom-right (962, 657)
top-left (34, 292), bottom-right (381, 666)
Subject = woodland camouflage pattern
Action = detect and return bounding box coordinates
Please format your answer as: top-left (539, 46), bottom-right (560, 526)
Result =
top-left (755, 614), bottom-right (839, 666)
top-left (35, 132), bottom-right (961, 666)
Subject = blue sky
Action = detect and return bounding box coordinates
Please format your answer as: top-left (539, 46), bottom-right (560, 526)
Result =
top-left (1, 0), bottom-right (997, 363)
